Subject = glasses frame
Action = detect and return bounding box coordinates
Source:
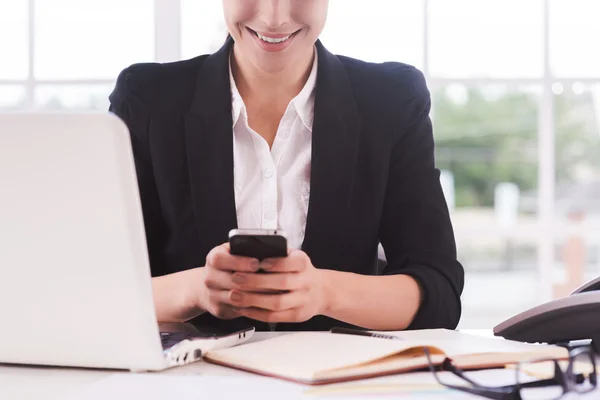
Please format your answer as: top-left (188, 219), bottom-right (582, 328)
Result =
top-left (423, 345), bottom-right (597, 400)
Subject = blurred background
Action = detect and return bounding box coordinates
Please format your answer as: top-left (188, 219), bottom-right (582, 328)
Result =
top-left (2, 0), bottom-right (598, 329)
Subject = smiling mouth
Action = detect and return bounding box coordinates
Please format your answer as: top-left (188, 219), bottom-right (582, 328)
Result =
top-left (246, 27), bottom-right (300, 44)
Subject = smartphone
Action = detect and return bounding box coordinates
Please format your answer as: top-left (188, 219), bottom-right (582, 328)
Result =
top-left (228, 229), bottom-right (288, 261)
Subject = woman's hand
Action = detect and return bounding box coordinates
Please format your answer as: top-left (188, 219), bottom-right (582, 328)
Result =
top-left (199, 243), bottom-right (261, 320)
top-left (228, 250), bottom-right (331, 323)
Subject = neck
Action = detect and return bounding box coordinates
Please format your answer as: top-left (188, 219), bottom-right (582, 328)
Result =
top-left (231, 45), bottom-right (315, 106)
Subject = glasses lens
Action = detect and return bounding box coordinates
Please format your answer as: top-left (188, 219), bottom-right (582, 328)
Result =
top-left (572, 349), bottom-right (597, 393)
top-left (517, 359), bottom-right (564, 400)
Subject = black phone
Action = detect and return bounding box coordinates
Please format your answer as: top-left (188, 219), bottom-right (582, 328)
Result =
top-left (228, 229), bottom-right (288, 262)
top-left (494, 276), bottom-right (600, 352)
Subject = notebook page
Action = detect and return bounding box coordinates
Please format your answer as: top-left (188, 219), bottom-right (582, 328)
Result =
top-left (316, 346), bottom-right (447, 381)
top-left (205, 331), bottom-right (419, 382)
top-left (386, 329), bottom-right (568, 363)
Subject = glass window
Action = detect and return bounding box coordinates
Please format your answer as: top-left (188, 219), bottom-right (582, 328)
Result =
top-left (434, 84), bottom-right (541, 213)
top-left (0, 0), bottom-right (28, 80)
top-left (0, 86), bottom-right (27, 110)
top-left (34, 0), bottom-right (154, 80)
top-left (34, 84), bottom-right (114, 111)
top-left (181, 0), bottom-right (228, 59)
top-left (550, 0), bottom-right (600, 77)
top-left (432, 84), bottom-right (543, 328)
top-left (429, 0), bottom-right (544, 78)
top-left (320, 0), bottom-right (423, 68)
top-left (552, 84), bottom-right (600, 297)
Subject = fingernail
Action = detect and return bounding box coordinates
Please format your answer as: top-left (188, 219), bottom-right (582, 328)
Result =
top-left (233, 274), bottom-right (246, 284)
top-left (230, 292), bottom-right (242, 302)
top-left (249, 259), bottom-right (260, 271)
top-left (260, 260), bottom-right (272, 270)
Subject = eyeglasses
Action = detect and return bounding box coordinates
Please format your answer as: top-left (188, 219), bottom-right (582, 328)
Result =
top-left (423, 345), bottom-right (597, 400)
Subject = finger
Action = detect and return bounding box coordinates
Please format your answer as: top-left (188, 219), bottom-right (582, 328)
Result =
top-left (235, 307), bottom-right (308, 324)
top-left (205, 290), bottom-right (241, 320)
top-left (229, 290), bottom-right (304, 311)
top-left (259, 250), bottom-right (309, 273)
top-left (231, 271), bottom-right (303, 292)
top-left (206, 289), bottom-right (233, 306)
top-left (206, 243), bottom-right (260, 272)
top-left (214, 308), bottom-right (240, 320)
top-left (203, 267), bottom-right (237, 290)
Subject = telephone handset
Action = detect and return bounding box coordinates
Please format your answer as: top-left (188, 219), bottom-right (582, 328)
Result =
top-left (494, 276), bottom-right (600, 352)
top-left (571, 276), bottom-right (600, 295)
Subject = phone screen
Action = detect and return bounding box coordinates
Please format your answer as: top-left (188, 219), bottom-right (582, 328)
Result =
top-left (229, 232), bottom-right (287, 261)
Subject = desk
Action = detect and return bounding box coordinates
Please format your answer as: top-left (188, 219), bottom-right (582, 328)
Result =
top-left (0, 331), bottom-right (597, 400)
top-left (0, 332), bottom-right (280, 400)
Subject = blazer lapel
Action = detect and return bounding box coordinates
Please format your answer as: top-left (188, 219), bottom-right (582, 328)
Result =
top-left (184, 38), bottom-right (238, 250)
top-left (301, 41), bottom-right (362, 267)
top-left (182, 37), bottom-right (362, 265)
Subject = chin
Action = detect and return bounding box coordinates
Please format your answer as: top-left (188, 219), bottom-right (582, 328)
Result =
top-left (249, 53), bottom-right (296, 74)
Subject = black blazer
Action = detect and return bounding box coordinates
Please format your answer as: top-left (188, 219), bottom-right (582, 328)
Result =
top-left (108, 38), bottom-right (464, 332)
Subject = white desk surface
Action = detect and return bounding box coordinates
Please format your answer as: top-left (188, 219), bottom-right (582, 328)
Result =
top-left (0, 331), bottom-right (597, 400)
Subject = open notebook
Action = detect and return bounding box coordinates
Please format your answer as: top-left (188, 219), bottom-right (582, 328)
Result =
top-left (202, 329), bottom-right (568, 385)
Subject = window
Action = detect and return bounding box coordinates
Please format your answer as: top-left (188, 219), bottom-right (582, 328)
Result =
top-left (552, 84), bottom-right (600, 297)
top-left (0, 86), bottom-right (27, 110)
top-left (433, 84), bottom-right (543, 326)
top-left (3, 0), bottom-right (154, 112)
top-left (320, 0), bottom-right (423, 68)
top-left (434, 85), bottom-right (540, 213)
top-left (34, 84), bottom-right (113, 111)
top-left (429, 0), bottom-right (544, 78)
top-left (35, 0), bottom-right (154, 80)
top-left (0, 0), bottom-right (28, 80)
top-left (550, 0), bottom-right (600, 77)
top-left (181, 0), bottom-right (227, 59)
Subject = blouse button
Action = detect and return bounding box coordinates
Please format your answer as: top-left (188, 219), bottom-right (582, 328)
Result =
top-left (263, 168), bottom-right (274, 178)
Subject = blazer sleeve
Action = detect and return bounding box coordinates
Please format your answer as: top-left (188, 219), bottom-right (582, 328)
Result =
top-left (108, 64), bottom-right (169, 277)
top-left (378, 67), bottom-right (464, 330)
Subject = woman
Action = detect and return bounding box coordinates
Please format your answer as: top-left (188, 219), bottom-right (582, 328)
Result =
top-left (109, 0), bottom-right (464, 332)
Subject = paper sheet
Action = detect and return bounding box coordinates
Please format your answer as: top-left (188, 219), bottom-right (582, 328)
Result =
top-left (303, 369), bottom-right (518, 396)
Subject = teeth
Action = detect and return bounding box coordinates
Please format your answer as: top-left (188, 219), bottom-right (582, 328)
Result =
top-left (256, 32), bottom-right (291, 44)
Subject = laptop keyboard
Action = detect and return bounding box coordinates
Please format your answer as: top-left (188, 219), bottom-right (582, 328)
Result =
top-left (160, 332), bottom-right (197, 350)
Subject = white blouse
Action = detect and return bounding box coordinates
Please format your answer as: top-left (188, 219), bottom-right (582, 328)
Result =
top-left (229, 51), bottom-right (318, 250)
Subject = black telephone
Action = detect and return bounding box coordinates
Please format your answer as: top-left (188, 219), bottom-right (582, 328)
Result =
top-left (494, 276), bottom-right (600, 351)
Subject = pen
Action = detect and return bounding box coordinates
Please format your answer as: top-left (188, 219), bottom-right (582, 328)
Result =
top-left (330, 327), bottom-right (403, 340)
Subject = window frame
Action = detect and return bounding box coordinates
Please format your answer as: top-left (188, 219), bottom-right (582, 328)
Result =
top-left (0, 0), bottom-right (178, 108)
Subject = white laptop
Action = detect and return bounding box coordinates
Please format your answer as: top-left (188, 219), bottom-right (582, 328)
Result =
top-left (0, 112), bottom-right (253, 371)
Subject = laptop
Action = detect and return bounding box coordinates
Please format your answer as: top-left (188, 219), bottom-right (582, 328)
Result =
top-left (0, 112), bottom-right (253, 371)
